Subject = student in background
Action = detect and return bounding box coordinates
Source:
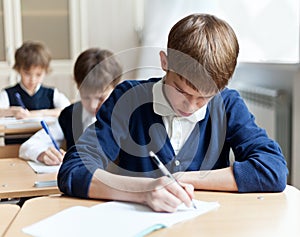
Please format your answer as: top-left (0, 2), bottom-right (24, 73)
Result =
top-left (19, 48), bottom-right (122, 166)
top-left (58, 14), bottom-right (288, 212)
top-left (0, 41), bottom-right (70, 119)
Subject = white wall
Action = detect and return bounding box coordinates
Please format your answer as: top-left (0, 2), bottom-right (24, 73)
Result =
top-left (86, 0), bottom-right (141, 80)
top-left (37, 0), bottom-right (141, 101)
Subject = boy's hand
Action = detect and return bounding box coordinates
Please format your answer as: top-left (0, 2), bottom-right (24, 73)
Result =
top-left (37, 147), bottom-right (66, 166)
top-left (10, 106), bottom-right (30, 119)
top-left (144, 176), bottom-right (194, 212)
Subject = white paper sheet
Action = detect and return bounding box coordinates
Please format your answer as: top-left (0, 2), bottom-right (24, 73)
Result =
top-left (0, 116), bottom-right (56, 129)
top-left (22, 200), bottom-right (220, 237)
top-left (27, 161), bottom-right (60, 174)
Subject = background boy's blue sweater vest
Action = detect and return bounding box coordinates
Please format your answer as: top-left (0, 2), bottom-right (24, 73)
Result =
top-left (58, 102), bottom-right (84, 150)
top-left (5, 84), bottom-right (54, 110)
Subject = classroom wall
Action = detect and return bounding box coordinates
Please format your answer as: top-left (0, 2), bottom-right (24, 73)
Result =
top-left (85, 0), bottom-right (141, 80)
top-left (292, 74), bottom-right (300, 189)
top-left (30, 0), bottom-right (140, 102)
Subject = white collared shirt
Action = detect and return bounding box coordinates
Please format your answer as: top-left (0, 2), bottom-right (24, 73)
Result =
top-left (152, 79), bottom-right (207, 155)
top-left (82, 107), bottom-right (96, 131)
top-left (19, 104), bottom-right (95, 162)
top-left (0, 82), bottom-right (70, 109)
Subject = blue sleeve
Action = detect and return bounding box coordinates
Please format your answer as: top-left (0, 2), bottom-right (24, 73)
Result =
top-left (224, 89), bottom-right (288, 192)
top-left (57, 82), bottom-right (130, 198)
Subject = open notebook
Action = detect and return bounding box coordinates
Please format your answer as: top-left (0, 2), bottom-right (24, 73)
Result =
top-left (0, 116), bottom-right (56, 129)
top-left (27, 161), bottom-right (60, 174)
top-left (23, 199), bottom-right (219, 237)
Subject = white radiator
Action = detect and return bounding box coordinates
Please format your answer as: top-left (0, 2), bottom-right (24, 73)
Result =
top-left (236, 85), bottom-right (291, 174)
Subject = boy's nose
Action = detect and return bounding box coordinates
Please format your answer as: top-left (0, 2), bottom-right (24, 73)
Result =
top-left (29, 75), bottom-right (37, 81)
top-left (184, 96), bottom-right (201, 109)
top-left (183, 100), bottom-right (198, 112)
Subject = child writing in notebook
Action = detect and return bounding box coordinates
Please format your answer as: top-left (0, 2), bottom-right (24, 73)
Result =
top-left (0, 41), bottom-right (70, 119)
top-left (58, 14), bottom-right (288, 212)
top-left (19, 48), bottom-right (122, 165)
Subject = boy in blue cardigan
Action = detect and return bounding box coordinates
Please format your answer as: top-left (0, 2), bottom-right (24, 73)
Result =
top-left (58, 14), bottom-right (288, 212)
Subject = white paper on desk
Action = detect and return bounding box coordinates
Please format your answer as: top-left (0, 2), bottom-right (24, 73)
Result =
top-left (27, 161), bottom-right (60, 174)
top-left (0, 116), bottom-right (56, 129)
top-left (22, 199), bottom-right (219, 237)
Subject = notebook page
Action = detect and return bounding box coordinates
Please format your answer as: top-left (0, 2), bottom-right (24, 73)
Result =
top-left (23, 199), bottom-right (220, 237)
top-left (27, 161), bottom-right (60, 174)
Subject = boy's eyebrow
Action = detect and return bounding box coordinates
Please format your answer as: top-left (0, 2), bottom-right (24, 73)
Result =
top-left (173, 81), bottom-right (215, 99)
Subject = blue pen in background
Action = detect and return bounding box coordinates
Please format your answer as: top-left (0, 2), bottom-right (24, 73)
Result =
top-left (14, 92), bottom-right (26, 109)
top-left (41, 120), bottom-right (62, 154)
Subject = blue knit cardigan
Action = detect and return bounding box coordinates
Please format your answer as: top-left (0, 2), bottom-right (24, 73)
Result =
top-left (58, 78), bottom-right (288, 197)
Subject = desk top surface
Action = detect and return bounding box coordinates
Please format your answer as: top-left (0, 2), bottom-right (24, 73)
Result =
top-left (0, 158), bottom-right (60, 199)
top-left (4, 185), bottom-right (300, 237)
top-left (0, 204), bottom-right (20, 237)
top-left (0, 117), bottom-right (56, 135)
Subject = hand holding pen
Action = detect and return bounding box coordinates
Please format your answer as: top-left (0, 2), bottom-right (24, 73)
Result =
top-left (39, 120), bottom-right (64, 165)
top-left (149, 151), bottom-right (197, 209)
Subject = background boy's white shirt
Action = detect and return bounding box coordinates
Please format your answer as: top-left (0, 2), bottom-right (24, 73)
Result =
top-left (19, 120), bottom-right (64, 162)
top-left (0, 90), bottom-right (9, 108)
top-left (53, 88), bottom-right (71, 108)
top-left (0, 84), bottom-right (70, 109)
top-left (19, 106), bottom-right (96, 162)
top-left (82, 107), bottom-right (96, 131)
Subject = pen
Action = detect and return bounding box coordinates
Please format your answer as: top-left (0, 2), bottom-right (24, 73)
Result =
top-left (14, 92), bottom-right (26, 109)
top-left (41, 120), bottom-right (62, 153)
top-left (149, 151), bottom-right (197, 209)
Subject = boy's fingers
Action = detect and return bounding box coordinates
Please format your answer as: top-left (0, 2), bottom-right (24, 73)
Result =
top-left (165, 181), bottom-right (193, 207)
top-left (180, 182), bottom-right (194, 199)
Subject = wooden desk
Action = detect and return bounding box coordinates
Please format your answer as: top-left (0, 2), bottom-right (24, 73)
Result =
top-left (0, 204), bottom-right (20, 237)
top-left (4, 185), bottom-right (300, 237)
top-left (5, 196), bottom-right (100, 237)
top-left (0, 144), bottom-right (21, 158)
top-left (0, 125), bottom-right (41, 158)
top-left (0, 158), bottom-right (60, 199)
top-left (0, 126), bottom-right (42, 136)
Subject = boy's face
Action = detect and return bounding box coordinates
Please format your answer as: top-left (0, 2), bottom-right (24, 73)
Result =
top-left (163, 71), bottom-right (215, 117)
top-left (80, 85), bottom-right (114, 115)
top-left (19, 66), bottom-right (46, 93)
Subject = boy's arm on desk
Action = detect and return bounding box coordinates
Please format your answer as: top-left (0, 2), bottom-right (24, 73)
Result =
top-left (175, 167), bottom-right (238, 192)
top-left (87, 169), bottom-right (195, 213)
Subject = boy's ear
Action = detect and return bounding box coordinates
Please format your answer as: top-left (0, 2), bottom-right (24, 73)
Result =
top-left (159, 51), bottom-right (168, 72)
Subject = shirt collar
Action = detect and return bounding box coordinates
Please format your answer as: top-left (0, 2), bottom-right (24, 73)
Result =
top-left (19, 82), bottom-right (41, 95)
top-left (152, 79), bottom-right (207, 123)
top-left (82, 106), bottom-right (96, 129)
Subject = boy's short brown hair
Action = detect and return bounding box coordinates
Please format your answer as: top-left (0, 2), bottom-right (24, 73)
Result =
top-left (13, 41), bottom-right (52, 73)
top-left (167, 14), bottom-right (239, 92)
top-left (74, 48), bottom-right (122, 93)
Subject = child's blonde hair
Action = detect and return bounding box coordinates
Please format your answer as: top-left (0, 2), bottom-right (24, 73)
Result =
top-left (167, 14), bottom-right (239, 92)
top-left (13, 41), bottom-right (52, 73)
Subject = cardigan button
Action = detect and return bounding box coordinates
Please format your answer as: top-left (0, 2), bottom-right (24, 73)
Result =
top-left (174, 160), bottom-right (180, 166)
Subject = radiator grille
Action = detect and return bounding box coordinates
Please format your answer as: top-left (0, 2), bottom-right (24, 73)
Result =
top-left (236, 85), bottom-right (291, 173)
